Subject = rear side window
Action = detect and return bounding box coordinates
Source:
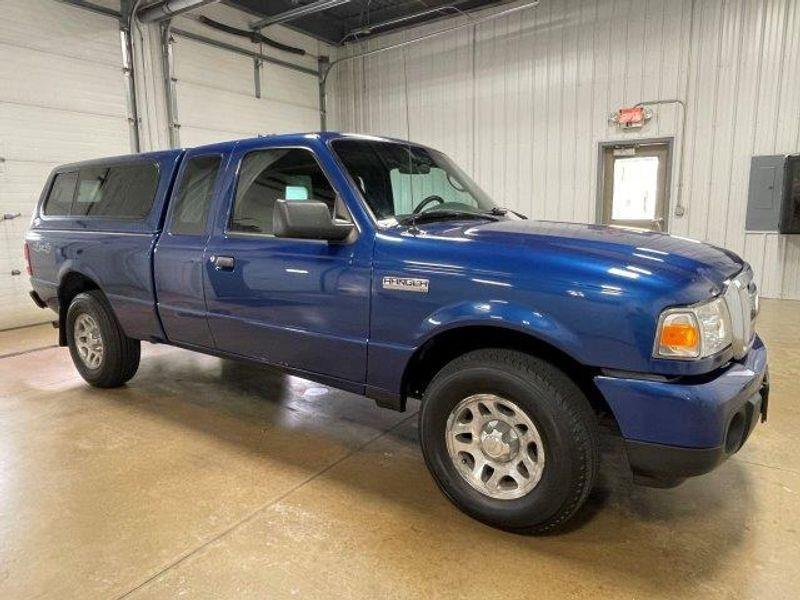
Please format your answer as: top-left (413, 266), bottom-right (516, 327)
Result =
top-left (43, 172), bottom-right (78, 216)
top-left (73, 162), bottom-right (159, 218)
top-left (169, 155), bottom-right (221, 235)
top-left (229, 148), bottom-right (336, 235)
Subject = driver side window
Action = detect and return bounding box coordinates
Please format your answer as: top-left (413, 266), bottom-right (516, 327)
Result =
top-left (229, 148), bottom-right (337, 235)
top-left (389, 166), bottom-right (477, 215)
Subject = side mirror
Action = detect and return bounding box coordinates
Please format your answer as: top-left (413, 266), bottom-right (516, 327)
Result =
top-left (273, 199), bottom-right (353, 241)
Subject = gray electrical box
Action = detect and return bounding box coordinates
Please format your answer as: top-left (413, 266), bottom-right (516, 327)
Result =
top-left (746, 154), bottom-right (800, 233)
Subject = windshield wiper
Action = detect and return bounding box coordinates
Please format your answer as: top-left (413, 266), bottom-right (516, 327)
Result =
top-left (397, 209), bottom-right (500, 227)
top-left (485, 206), bottom-right (528, 219)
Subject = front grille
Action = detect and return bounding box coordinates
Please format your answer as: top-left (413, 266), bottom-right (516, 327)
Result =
top-left (723, 266), bottom-right (757, 359)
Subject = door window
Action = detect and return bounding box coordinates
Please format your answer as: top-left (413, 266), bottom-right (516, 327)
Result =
top-left (611, 156), bottom-right (659, 221)
top-left (229, 148), bottom-right (336, 235)
top-left (170, 155), bottom-right (221, 235)
top-left (600, 142), bottom-right (670, 231)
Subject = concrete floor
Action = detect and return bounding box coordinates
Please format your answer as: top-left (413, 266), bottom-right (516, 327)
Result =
top-left (0, 300), bottom-right (798, 599)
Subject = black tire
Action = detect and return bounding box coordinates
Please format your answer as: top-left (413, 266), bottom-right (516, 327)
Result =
top-left (65, 290), bottom-right (140, 388)
top-left (419, 348), bottom-right (599, 534)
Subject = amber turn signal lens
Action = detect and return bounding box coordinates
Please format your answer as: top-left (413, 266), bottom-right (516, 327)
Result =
top-left (660, 322), bottom-right (699, 348)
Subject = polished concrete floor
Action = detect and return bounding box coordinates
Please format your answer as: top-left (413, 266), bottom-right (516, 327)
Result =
top-left (0, 300), bottom-right (798, 599)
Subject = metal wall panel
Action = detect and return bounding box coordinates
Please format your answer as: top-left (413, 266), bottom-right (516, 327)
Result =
top-left (0, 0), bottom-right (129, 330)
top-left (331, 0), bottom-right (800, 299)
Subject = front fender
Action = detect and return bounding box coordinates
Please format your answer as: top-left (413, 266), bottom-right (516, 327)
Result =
top-left (415, 300), bottom-right (583, 357)
top-left (365, 298), bottom-right (585, 398)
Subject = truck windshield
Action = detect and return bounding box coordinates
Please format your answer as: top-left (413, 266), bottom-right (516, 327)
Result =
top-left (331, 139), bottom-right (498, 226)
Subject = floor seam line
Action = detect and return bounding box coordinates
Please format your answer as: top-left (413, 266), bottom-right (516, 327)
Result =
top-left (0, 344), bottom-right (58, 360)
top-left (732, 456), bottom-right (800, 476)
top-left (0, 321), bottom-right (55, 333)
top-left (113, 410), bottom-right (418, 600)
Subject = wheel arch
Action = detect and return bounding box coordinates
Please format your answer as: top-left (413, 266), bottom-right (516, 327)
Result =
top-left (401, 324), bottom-right (617, 426)
top-left (57, 271), bottom-right (102, 346)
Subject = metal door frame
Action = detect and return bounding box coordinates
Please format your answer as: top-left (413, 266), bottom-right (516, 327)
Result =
top-left (595, 137), bottom-right (674, 231)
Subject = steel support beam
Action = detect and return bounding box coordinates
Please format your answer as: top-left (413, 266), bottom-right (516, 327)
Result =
top-left (55, 0), bottom-right (122, 19)
top-left (318, 56), bottom-right (330, 131)
top-left (161, 23), bottom-right (181, 148)
top-left (250, 0), bottom-right (351, 30)
top-left (254, 57), bottom-right (262, 98)
top-left (344, 4), bottom-right (469, 40)
top-left (138, 0), bottom-right (219, 23)
top-left (120, 27), bottom-right (141, 152)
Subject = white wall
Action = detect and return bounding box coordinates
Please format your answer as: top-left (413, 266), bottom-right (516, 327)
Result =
top-left (0, 0), bottom-right (131, 329)
top-left (329, 0), bottom-right (800, 299)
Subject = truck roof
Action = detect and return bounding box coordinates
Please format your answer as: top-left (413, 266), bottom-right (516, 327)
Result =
top-left (55, 132), bottom-right (415, 172)
top-left (186, 131), bottom-right (412, 153)
top-left (56, 148), bottom-right (184, 173)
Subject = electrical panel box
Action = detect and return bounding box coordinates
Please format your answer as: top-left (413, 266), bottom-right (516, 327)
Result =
top-left (746, 154), bottom-right (800, 233)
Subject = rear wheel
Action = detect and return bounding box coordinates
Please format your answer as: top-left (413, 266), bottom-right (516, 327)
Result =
top-left (419, 348), bottom-right (599, 533)
top-left (66, 290), bottom-right (140, 387)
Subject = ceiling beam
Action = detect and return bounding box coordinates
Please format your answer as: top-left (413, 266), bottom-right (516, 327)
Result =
top-left (249, 0), bottom-right (352, 30)
top-left (54, 0), bottom-right (122, 19)
top-left (138, 0), bottom-right (220, 23)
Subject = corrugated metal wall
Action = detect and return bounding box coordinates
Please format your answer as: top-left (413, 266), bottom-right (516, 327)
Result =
top-left (329, 0), bottom-right (800, 299)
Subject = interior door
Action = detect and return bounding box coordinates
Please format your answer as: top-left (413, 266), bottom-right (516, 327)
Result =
top-left (203, 144), bottom-right (371, 385)
top-left (599, 142), bottom-right (671, 231)
top-left (154, 152), bottom-right (225, 348)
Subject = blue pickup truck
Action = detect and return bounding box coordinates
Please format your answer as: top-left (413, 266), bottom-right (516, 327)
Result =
top-left (25, 132), bottom-right (768, 532)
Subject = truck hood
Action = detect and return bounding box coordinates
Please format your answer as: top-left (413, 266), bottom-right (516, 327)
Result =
top-left (416, 219), bottom-right (744, 291)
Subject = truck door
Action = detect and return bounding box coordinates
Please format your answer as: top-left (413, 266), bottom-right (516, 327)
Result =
top-left (203, 143), bottom-right (371, 385)
top-left (154, 151), bottom-right (225, 348)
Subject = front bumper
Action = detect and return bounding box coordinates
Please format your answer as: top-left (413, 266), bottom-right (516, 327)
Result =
top-left (595, 335), bottom-right (768, 486)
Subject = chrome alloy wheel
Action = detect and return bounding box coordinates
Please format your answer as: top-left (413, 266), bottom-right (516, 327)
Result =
top-left (74, 313), bottom-right (104, 369)
top-left (445, 394), bottom-right (545, 500)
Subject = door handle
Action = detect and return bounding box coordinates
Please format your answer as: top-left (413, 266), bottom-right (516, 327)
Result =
top-left (211, 255), bottom-right (235, 271)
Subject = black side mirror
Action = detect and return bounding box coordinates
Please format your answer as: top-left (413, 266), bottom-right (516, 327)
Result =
top-left (273, 199), bottom-right (353, 241)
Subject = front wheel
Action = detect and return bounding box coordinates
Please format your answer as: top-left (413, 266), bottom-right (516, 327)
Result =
top-left (66, 290), bottom-right (140, 388)
top-left (419, 349), bottom-right (599, 533)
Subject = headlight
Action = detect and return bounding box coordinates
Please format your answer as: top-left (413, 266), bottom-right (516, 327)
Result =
top-left (654, 297), bottom-right (732, 359)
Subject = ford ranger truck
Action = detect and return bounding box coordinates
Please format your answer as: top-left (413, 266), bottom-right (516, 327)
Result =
top-left (25, 133), bottom-right (768, 533)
